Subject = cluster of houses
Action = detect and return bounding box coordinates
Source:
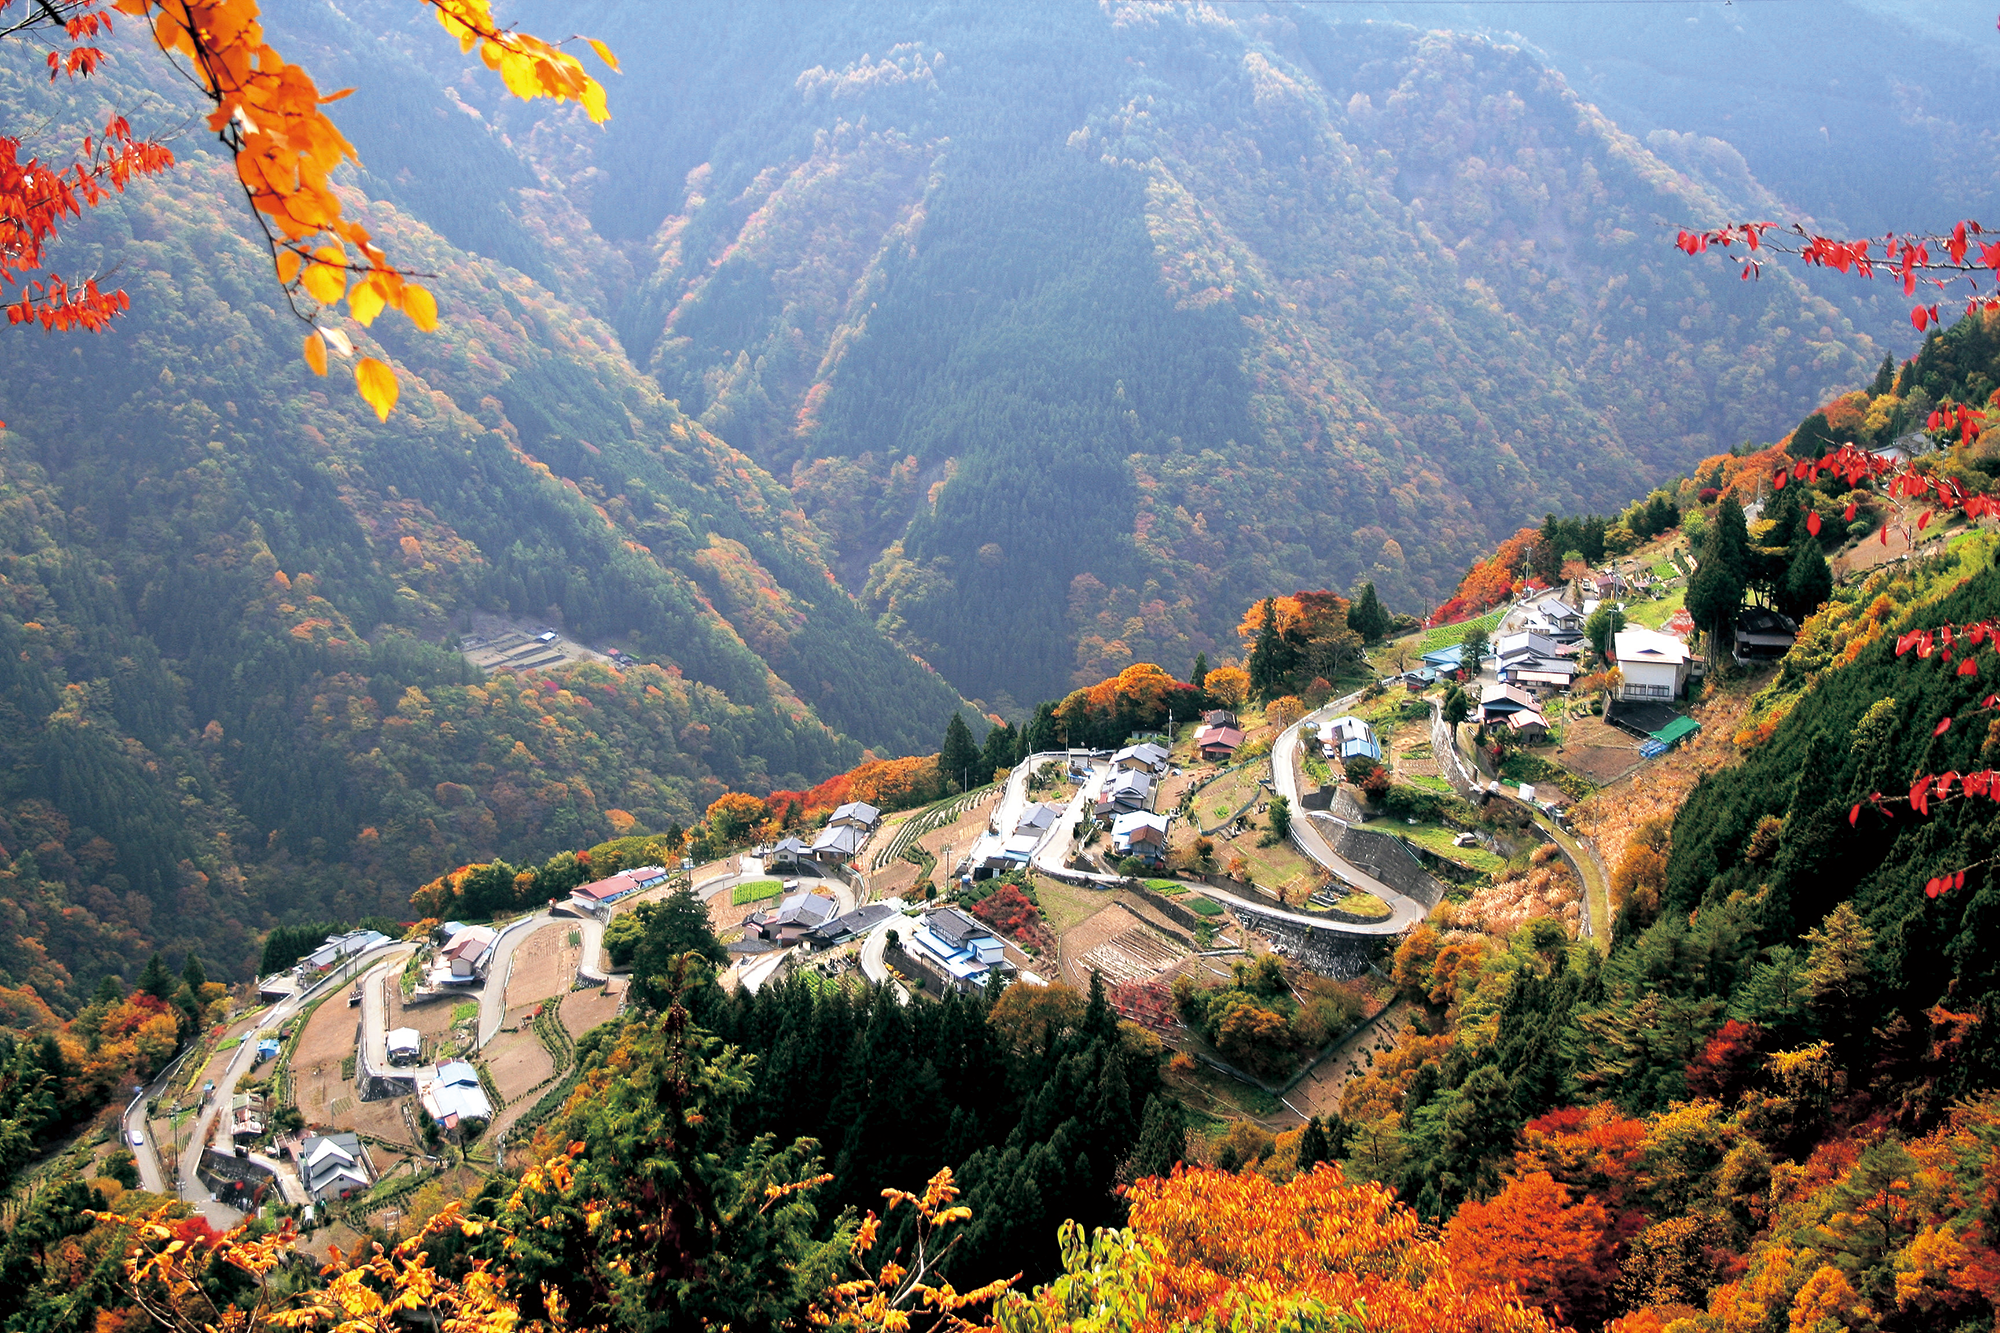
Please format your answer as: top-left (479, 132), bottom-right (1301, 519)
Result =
top-left (770, 801), bottom-right (882, 873)
top-left (258, 928), bottom-right (390, 1001)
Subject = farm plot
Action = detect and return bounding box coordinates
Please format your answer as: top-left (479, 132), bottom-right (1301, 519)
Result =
top-left (1081, 926), bottom-right (1189, 988)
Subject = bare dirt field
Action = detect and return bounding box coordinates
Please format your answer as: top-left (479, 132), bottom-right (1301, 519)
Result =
top-left (561, 983), bottom-right (624, 1042)
top-left (1283, 1001), bottom-right (1415, 1126)
top-left (1553, 715), bottom-right (1646, 786)
top-left (288, 993), bottom-right (412, 1154)
top-left (504, 924), bottom-right (574, 1013)
top-left (480, 1026), bottom-right (553, 1107)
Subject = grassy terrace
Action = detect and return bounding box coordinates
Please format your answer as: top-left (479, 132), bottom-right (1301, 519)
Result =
top-left (1412, 608), bottom-right (1505, 655)
top-left (1623, 585), bottom-right (1688, 631)
top-left (1392, 822), bottom-right (1508, 876)
top-left (731, 879), bottom-right (785, 906)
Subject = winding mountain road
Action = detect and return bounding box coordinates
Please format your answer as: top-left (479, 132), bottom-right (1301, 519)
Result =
top-left (1269, 699), bottom-right (1427, 933)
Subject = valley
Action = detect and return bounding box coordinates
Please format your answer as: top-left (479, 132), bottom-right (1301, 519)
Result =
top-left (4, 1), bottom-right (2000, 1330)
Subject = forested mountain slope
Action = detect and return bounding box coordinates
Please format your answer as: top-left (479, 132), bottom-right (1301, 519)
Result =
top-left (0, 34), bottom-right (969, 1000)
top-left (487, 1), bottom-right (1889, 706)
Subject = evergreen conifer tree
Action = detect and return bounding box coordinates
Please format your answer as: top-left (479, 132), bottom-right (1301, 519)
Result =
top-left (180, 952), bottom-right (206, 994)
top-left (1348, 583), bottom-right (1391, 643)
top-left (939, 713), bottom-right (980, 792)
top-left (1295, 1115), bottom-right (1330, 1169)
top-left (1870, 352), bottom-right (1897, 397)
top-left (1131, 1094), bottom-right (1186, 1180)
top-left (1190, 651), bottom-right (1209, 692)
top-left (1783, 534), bottom-right (1834, 621)
top-left (978, 721), bottom-right (1017, 783)
top-left (136, 953), bottom-right (176, 1003)
top-left (1248, 599), bottom-right (1285, 700)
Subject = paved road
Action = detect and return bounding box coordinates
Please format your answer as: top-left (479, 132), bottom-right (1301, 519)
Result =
top-left (355, 945), bottom-right (419, 1080)
top-left (122, 939), bottom-right (405, 1219)
top-left (1032, 760), bottom-right (1124, 883)
top-left (856, 898), bottom-right (913, 1004)
top-left (1269, 700), bottom-right (1427, 932)
top-left (477, 912), bottom-right (553, 1048)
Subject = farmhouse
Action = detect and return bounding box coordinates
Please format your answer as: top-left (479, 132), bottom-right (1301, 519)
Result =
top-left (828, 801), bottom-right (882, 830)
top-left (1111, 741), bottom-right (1171, 773)
top-left (1094, 770), bottom-right (1153, 818)
top-left (1478, 682), bottom-right (1539, 723)
top-left (1613, 627), bottom-right (1693, 701)
top-left (809, 823), bottom-right (868, 864)
top-left (1733, 606), bottom-right (1800, 666)
top-left (1110, 810), bottom-right (1172, 867)
top-left (745, 889), bottom-right (841, 945)
top-left (901, 907), bottom-right (1015, 994)
top-left (301, 929), bottom-right (387, 974)
top-left (437, 924), bottom-right (497, 982)
top-left (1194, 723), bottom-right (1245, 761)
top-left (295, 1132), bottom-right (372, 1203)
top-left (1319, 715), bottom-right (1381, 763)
top-left (569, 865), bottom-right (670, 916)
top-left (419, 1061), bottom-right (494, 1131)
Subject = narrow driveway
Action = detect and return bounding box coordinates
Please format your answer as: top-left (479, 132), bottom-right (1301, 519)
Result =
top-left (857, 899), bottom-right (912, 1004)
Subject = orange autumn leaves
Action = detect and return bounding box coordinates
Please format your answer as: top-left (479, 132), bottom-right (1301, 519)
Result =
top-left (104, 0), bottom-right (614, 418)
top-left (995, 1165), bottom-right (1561, 1333)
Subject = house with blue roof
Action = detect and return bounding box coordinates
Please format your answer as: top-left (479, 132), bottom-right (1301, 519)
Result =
top-left (903, 907), bottom-right (1015, 994)
top-left (1319, 715), bottom-right (1382, 763)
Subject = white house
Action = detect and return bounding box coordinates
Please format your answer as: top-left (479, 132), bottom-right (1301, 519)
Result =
top-left (1612, 627), bottom-right (1693, 701)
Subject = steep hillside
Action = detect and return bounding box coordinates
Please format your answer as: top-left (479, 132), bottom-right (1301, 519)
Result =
top-left (0, 33), bottom-right (969, 997)
top-left (478, 2), bottom-right (1885, 706)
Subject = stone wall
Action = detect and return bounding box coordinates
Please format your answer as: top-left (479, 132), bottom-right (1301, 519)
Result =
top-left (1227, 906), bottom-right (1383, 978)
top-left (1326, 821), bottom-right (1447, 909)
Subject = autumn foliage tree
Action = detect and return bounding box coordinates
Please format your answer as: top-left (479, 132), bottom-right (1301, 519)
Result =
top-left (994, 1165), bottom-right (1561, 1333)
top-left (2, 0), bottom-right (615, 417)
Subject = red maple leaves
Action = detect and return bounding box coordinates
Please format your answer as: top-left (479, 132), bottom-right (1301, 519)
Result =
top-left (2, 2), bottom-right (175, 332)
top-left (1676, 218), bottom-right (2000, 334)
top-left (1770, 442), bottom-right (2000, 552)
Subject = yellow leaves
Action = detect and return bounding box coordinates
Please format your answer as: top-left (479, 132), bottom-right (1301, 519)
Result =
top-left (300, 247), bottom-right (346, 305)
top-left (588, 37), bottom-right (620, 72)
top-left (355, 357), bottom-right (398, 421)
top-left (404, 284), bottom-right (438, 331)
top-left (347, 273), bottom-right (387, 327)
top-left (429, 0), bottom-right (615, 122)
top-left (119, 1), bottom-right (609, 421)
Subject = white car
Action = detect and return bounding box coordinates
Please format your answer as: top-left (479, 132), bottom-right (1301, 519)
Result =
top-left (130, 1130), bottom-right (145, 1147)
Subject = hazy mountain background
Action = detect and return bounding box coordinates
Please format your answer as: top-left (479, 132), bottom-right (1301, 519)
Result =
top-left (0, 0), bottom-right (1991, 990)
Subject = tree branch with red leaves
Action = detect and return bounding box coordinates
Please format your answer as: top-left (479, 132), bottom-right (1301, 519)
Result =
top-left (1676, 218), bottom-right (2000, 331)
